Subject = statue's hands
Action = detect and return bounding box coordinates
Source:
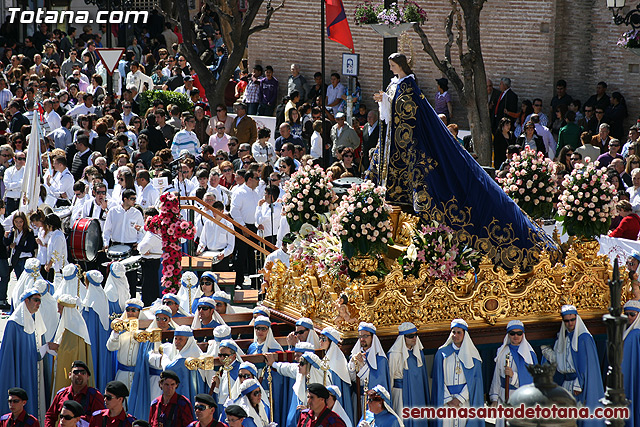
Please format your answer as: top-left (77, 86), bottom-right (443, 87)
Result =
top-left (373, 91), bottom-right (384, 102)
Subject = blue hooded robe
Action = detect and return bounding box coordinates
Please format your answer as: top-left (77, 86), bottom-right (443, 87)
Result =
top-left (431, 344), bottom-right (484, 427)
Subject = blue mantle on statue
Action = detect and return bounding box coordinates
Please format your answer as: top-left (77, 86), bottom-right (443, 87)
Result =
top-left (367, 75), bottom-right (558, 267)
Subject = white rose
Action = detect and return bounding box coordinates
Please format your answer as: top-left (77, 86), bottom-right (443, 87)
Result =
top-left (406, 244), bottom-right (418, 262)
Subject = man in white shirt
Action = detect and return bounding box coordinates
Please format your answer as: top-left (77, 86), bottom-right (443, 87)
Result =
top-left (172, 114), bottom-right (201, 159)
top-left (175, 76), bottom-right (195, 97)
top-left (66, 93), bottom-right (95, 123)
top-left (208, 170), bottom-right (230, 207)
top-left (230, 170), bottom-right (260, 286)
top-left (529, 114), bottom-right (555, 160)
top-left (3, 151), bottom-right (25, 214)
top-left (137, 206), bottom-right (163, 306)
top-left (43, 98), bottom-right (61, 131)
top-left (135, 169), bottom-right (159, 209)
top-left (70, 181), bottom-right (91, 222)
top-left (326, 72), bottom-right (346, 116)
top-left (255, 185), bottom-right (282, 245)
top-left (194, 192), bottom-right (216, 241)
top-left (102, 189), bottom-right (144, 249)
top-left (125, 61), bottom-right (153, 94)
top-left (45, 155), bottom-right (74, 207)
top-left (73, 182), bottom-right (113, 228)
top-left (197, 200), bottom-right (235, 272)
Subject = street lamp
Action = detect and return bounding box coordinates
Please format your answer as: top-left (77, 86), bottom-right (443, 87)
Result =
top-left (607, 0), bottom-right (640, 28)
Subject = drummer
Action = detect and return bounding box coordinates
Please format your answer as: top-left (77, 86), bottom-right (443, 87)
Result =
top-left (103, 189), bottom-right (144, 254)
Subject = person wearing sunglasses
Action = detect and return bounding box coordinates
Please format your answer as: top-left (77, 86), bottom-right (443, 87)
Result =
top-left (431, 319), bottom-right (483, 425)
top-left (234, 379), bottom-right (271, 427)
top-left (57, 400), bottom-right (84, 427)
top-left (286, 317), bottom-right (319, 349)
top-left (89, 381), bottom-right (135, 427)
top-left (540, 305), bottom-right (604, 417)
top-left (387, 322), bottom-right (429, 427)
top-left (148, 370), bottom-right (194, 427)
top-left (188, 394), bottom-right (224, 427)
top-left (348, 322), bottom-right (390, 416)
top-left (228, 361), bottom-right (266, 402)
top-left (192, 297), bottom-right (225, 330)
top-left (210, 340), bottom-right (241, 417)
top-left (3, 388), bottom-right (38, 427)
top-left (247, 317), bottom-right (287, 424)
top-left (361, 385), bottom-right (403, 427)
top-left (317, 327), bottom-right (353, 426)
top-left (0, 288), bottom-right (48, 419)
top-left (46, 360), bottom-right (105, 427)
top-left (161, 294), bottom-right (189, 318)
top-left (106, 298), bottom-right (144, 392)
top-left (224, 405), bottom-right (248, 427)
top-left (208, 120), bottom-right (230, 154)
top-left (488, 321), bottom-right (538, 425)
top-left (288, 353), bottom-right (324, 426)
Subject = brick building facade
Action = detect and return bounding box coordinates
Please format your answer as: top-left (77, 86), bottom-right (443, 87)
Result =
top-left (247, 0), bottom-right (640, 142)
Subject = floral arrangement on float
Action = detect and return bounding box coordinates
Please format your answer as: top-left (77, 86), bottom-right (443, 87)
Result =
top-left (398, 221), bottom-right (480, 281)
top-left (354, 0), bottom-right (427, 25)
top-left (289, 223), bottom-right (348, 278)
top-left (331, 181), bottom-right (393, 259)
top-left (497, 147), bottom-right (555, 220)
top-left (556, 158), bottom-right (618, 239)
top-left (282, 161), bottom-right (336, 233)
top-left (145, 192), bottom-right (196, 292)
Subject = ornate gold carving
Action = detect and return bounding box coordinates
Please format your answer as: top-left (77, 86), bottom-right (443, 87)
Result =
top-left (349, 256), bottom-right (379, 274)
top-left (265, 224), bottom-right (624, 336)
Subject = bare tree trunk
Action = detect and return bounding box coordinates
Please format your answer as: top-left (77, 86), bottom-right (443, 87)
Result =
top-left (413, 0), bottom-right (493, 166)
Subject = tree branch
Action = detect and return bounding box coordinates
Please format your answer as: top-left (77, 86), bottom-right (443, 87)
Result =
top-left (444, 7), bottom-right (454, 63)
top-left (209, 1), bottom-right (234, 24)
top-left (248, 0), bottom-right (285, 35)
top-left (453, 0), bottom-right (464, 60)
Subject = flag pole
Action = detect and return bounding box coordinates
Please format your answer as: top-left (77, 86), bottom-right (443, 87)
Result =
top-left (321, 0), bottom-right (328, 168)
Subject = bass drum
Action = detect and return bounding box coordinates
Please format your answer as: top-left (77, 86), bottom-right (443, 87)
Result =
top-left (70, 218), bottom-right (102, 262)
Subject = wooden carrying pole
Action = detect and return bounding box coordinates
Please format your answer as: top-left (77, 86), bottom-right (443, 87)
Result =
top-left (180, 196), bottom-right (278, 256)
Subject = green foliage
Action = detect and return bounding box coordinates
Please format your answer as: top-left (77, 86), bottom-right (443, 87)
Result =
top-left (138, 90), bottom-right (194, 115)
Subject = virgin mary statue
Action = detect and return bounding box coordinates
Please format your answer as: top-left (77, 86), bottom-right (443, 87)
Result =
top-left (368, 53), bottom-right (558, 268)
